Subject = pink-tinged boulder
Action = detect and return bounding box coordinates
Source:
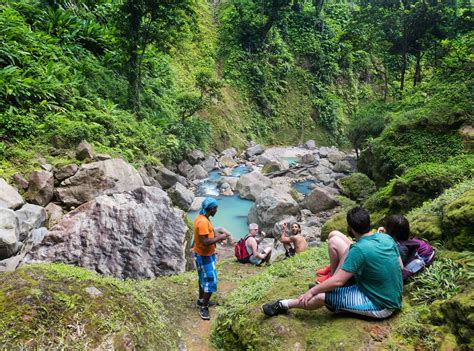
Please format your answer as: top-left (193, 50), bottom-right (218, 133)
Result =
top-left (24, 187), bottom-right (189, 279)
top-left (56, 158), bottom-right (144, 208)
top-left (26, 171), bottom-right (54, 207)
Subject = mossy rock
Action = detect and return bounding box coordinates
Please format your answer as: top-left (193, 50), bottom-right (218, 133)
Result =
top-left (261, 161), bottom-right (284, 174)
top-left (0, 264), bottom-right (181, 349)
top-left (338, 173), bottom-right (376, 203)
top-left (440, 290), bottom-right (474, 349)
top-left (320, 212), bottom-right (347, 241)
top-left (410, 213), bottom-right (444, 242)
top-left (443, 189), bottom-right (474, 251)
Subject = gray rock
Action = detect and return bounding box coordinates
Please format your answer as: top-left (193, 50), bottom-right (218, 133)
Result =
top-left (178, 160), bottom-right (194, 178)
top-left (255, 154), bottom-right (272, 166)
top-left (219, 155), bottom-right (237, 168)
top-left (190, 197), bottom-right (205, 212)
top-left (318, 158), bottom-right (332, 168)
top-left (30, 227), bottom-right (48, 245)
top-left (76, 140), bottom-right (94, 161)
top-left (94, 153), bottom-right (112, 161)
top-left (327, 150), bottom-right (346, 163)
top-left (246, 144), bottom-right (265, 158)
top-left (188, 150), bottom-right (205, 165)
top-left (15, 204), bottom-right (47, 242)
top-left (0, 178), bottom-right (24, 209)
top-left (219, 183), bottom-right (234, 196)
top-left (310, 165), bottom-right (332, 176)
top-left (138, 166), bottom-right (161, 187)
top-left (167, 183), bottom-right (194, 211)
top-left (24, 187), bottom-right (190, 279)
top-left (45, 202), bottom-right (63, 228)
top-left (221, 168), bottom-right (233, 176)
top-left (333, 160), bottom-right (352, 173)
top-left (12, 173), bottom-right (29, 190)
top-left (305, 140), bottom-right (316, 150)
top-left (154, 166), bottom-right (188, 190)
top-left (301, 154), bottom-right (317, 164)
top-left (85, 286), bottom-right (103, 298)
top-left (193, 165), bottom-right (208, 180)
top-left (236, 171), bottom-right (272, 201)
top-left (26, 171), bottom-right (54, 206)
top-left (0, 208), bottom-right (20, 259)
top-left (41, 163), bottom-right (53, 172)
top-left (318, 147), bottom-right (332, 157)
top-left (300, 186), bottom-right (339, 214)
top-left (200, 155), bottom-right (218, 172)
top-left (247, 188), bottom-right (299, 234)
top-left (218, 177), bottom-right (238, 191)
top-left (56, 159), bottom-right (144, 208)
top-left (55, 164), bottom-right (79, 181)
top-left (220, 148), bottom-right (237, 158)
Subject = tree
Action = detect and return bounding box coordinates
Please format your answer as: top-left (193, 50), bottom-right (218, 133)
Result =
top-left (117, 0), bottom-right (195, 116)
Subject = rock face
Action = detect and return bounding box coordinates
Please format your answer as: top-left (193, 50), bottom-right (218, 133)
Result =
top-left (0, 178), bottom-right (24, 209)
top-left (236, 171), bottom-right (272, 201)
top-left (154, 166), bottom-right (188, 189)
top-left (246, 145), bottom-right (265, 158)
top-left (26, 171), bottom-right (54, 206)
top-left (167, 183), bottom-right (194, 211)
top-left (301, 186), bottom-right (339, 214)
top-left (24, 187), bottom-right (189, 279)
top-left (247, 188), bottom-right (299, 233)
top-left (0, 208), bottom-right (20, 259)
top-left (56, 158), bottom-right (144, 207)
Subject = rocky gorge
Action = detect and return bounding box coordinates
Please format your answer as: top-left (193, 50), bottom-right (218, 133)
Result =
top-left (0, 140), bottom-right (472, 350)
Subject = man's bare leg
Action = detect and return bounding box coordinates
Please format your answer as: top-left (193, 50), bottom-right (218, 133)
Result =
top-left (328, 231), bottom-right (351, 274)
top-left (286, 293), bottom-right (326, 310)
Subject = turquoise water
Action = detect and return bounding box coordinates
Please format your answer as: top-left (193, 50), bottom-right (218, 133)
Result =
top-left (292, 180), bottom-right (315, 195)
top-left (188, 194), bottom-right (254, 239)
top-left (190, 165), bottom-right (253, 239)
top-left (280, 156), bottom-right (299, 166)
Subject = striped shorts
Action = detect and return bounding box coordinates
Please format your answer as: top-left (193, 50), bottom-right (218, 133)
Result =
top-left (194, 253), bottom-right (218, 293)
top-left (325, 285), bottom-right (394, 319)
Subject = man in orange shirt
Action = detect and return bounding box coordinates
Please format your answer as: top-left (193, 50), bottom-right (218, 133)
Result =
top-left (194, 197), bottom-right (229, 320)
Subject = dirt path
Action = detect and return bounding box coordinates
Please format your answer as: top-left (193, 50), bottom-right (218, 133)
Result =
top-left (179, 260), bottom-right (261, 350)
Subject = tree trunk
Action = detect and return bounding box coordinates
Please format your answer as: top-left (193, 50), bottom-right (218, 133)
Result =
top-left (413, 51), bottom-right (422, 86)
top-left (400, 50), bottom-right (407, 93)
top-left (126, 1), bottom-right (142, 115)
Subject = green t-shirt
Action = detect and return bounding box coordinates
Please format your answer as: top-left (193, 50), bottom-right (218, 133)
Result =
top-left (342, 233), bottom-right (403, 309)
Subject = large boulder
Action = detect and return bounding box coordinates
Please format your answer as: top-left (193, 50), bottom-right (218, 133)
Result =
top-left (167, 183), bottom-right (194, 211)
top-left (138, 166), bottom-right (161, 187)
top-left (188, 150), bottom-right (205, 165)
top-left (0, 178), bottom-right (24, 209)
top-left (236, 171), bottom-right (272, 201)
top-left (54, 164), bottom-right (79, 182)
top-left (0, 208), bottom-right (20, 259)
top-left (15, 204), bottom-right (47, 241)
top-left (443, 189), bottom-right (474, 251)
top-left (200, 155), bottom-right (218, 172)
top-left (246, 145), bottom-right (265, 158)
top-left (56, 159), bottom-right (144, 207)
top-left (177, 160), bottom-right (194, 178)
top-left (76, 140), bottom-right (94, 161)
top-left (24, 187), bottom-right (190, 279)
top-left (219, 155), bottom-right (237, 168)
top-left (220, 148), bottom-right (237, 159)
top-left (333, 160), bottom-right (353, 173)
top-left (218, 177), bottom-right (238, 191)
top-left (247, 188), bottom-right (299, 233)
top-left (12, 173), bottom-right (29, 190)
top-left (153, 166), bottom-right (188, 190)
top-left (26, 171), bottom-right (54, 206)
top-left (300, 186), bottom-right (339, 214)
top-left (304, 140), bottom-right (316, 150)
top-left (193, 164), bottom-right (208, 180)
top-left (327, 150), bottom-right (346, 163)
top-left (261, 160), bottom-right (288, 174)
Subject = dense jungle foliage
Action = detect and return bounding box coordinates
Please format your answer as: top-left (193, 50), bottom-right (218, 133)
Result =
top-left (1, 0), bottom-right (472, 178)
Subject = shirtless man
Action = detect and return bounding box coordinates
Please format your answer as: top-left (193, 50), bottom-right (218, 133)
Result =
top-left (280, 222), bottom-right (308, 256)
top-left (244, 223), bottom-right (272, 265)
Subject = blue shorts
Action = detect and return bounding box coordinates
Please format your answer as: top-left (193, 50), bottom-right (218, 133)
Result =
top-left (194, 253), bottom-right (218, 293)
top-left (325, 285), bottom-right (394, 319)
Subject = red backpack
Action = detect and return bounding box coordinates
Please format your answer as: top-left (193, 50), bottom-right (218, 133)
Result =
top-left (235, 235), bottom-right (251, 263)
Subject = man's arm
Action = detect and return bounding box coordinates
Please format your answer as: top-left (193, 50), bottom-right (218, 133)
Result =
top-left (199, 233), bottom-right (228, 246)
top-left (280, 232), bottom-right (292, 244)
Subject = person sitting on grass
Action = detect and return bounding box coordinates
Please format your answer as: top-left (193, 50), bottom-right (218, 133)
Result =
top-left (262, 207), bottom-right (403, 319)
top-left (381, 215), bottom-right (435, 281)
top-left (280, 222), bottom-right (308, 257)
top-left (240, 223), bottom-right (272, 266)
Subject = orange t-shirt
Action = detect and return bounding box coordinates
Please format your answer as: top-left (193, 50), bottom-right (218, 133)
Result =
top-left (193, 214), bottom-right (215, 256)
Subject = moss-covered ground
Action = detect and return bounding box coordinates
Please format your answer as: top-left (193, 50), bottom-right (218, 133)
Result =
top-left (0, 246), bottom-right (472, 350)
